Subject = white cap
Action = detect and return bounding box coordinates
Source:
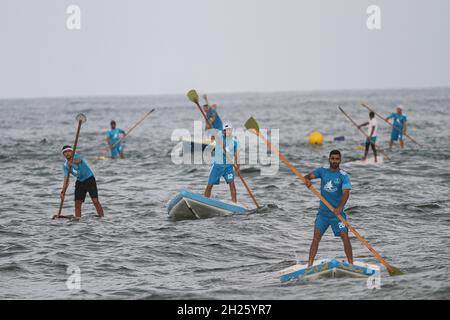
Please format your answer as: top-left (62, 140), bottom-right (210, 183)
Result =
top-left (224, 123), bottom-right (233, 129)
top-left (397, 104), bottom-right (403, 110)
top-left (61, 146), bottom-right (73, 153)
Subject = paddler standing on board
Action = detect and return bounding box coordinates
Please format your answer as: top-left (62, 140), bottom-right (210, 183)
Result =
top-left (56, 145), bottom-right (104, 219)
top-left (358, 111), bottom-right (378, 162)
top-left (386, 105), bottom-right (408, 150)
top-left (202, 94), bottom-right (223, 142)
top-left (303, 150), bottom-right (353, 267)
top-left (106, 120), bottom-right (126, 159)
top-left (204, 123), bottom-right (240, 203)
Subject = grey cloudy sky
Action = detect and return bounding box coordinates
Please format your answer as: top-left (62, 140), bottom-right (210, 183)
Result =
top-left (1, 0), bottom-right (449, 99)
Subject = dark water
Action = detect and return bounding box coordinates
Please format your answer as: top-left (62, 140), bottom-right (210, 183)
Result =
top-left (1, 88), bottom-right (449, 299)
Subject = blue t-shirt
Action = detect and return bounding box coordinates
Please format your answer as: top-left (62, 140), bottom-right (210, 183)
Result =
top-left (387, 113), bottom-right (407, 130)
top-left (313, 167), bottom-right (352, 217)
top-left (107, 128), bottom-right (125, 145)
top-left (206, 109), bottom-right (223, 131)
top-left (63, 153), bottom-right (94, 182)
top-left (213, 135), bottom-right (239, 165)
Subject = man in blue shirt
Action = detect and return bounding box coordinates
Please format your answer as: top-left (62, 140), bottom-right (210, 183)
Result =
top-left (386, 105), bottom-right (408, 150)
top-left (203, 103), bottom-right (223, 142)
top-left (106, 120), bottom-right (126, 159)
top-left (57, 145), bottom-right (104, 219)
top-left (204, 123), bottom-right (240, 203)
top-left (304, 150), bottom-right (353, 267)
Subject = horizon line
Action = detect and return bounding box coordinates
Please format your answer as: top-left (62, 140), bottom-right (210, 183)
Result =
top-left (1, 84), bottom-right (449, 102)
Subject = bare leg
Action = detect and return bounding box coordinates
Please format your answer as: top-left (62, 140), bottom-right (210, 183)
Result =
top-left (389, 140), bottom-right (393, 151)
top-left (308, 228), bottom-right (322, 267)
top-left (340, 231), bottom-right (353, 264)
top-left (400, 140), bottom-right (405, 149)
top-left (119, 152), bottom-right (125, 159)
top-left (75, 200), bottom-right (83, 218)
top-left (204, 184), bottom-right (213, 198)
top-left (371, 143), bottom-right (377, 162)
top-left (92, 198), bottom-right (104, 217)
top-left (363, 143), bottom-right (369, 161)
top-left (228, 181), bottom-right (237, 203)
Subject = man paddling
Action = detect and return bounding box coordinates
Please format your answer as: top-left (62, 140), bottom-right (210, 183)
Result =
top-left (202, 100), bottom-right (223, 142)
top-left (386, 105), bottom-right (408, 150)
top-left (204, 123), bottom-right (240, 203)
top-left (303, 150), bottom-right (353, 267)
top-left (358, 111), bottom-right (378, 162)
top-left (57, 145), bottom-right (104, 219)
top-left (106, 120), bottom-right (126, 159)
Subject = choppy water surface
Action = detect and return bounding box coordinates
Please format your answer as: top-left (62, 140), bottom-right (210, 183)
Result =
top-left (1, 88), bottom-right (449, 299)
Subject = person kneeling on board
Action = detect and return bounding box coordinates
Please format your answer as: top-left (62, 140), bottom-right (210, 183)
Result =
top-left (358, 111), bottom-right (378, 162)
top-left (204, 123), bottom-right (240, 203)
top-left (59, 145), bottom-right (104, 219)
top-left (303, 150), bottom-right (353, 267)
top-left (107, 120), bottom-right (126, 159)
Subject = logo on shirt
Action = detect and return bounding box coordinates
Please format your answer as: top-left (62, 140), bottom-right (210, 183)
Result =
top-left (324, 180), bottom-right (337, 193)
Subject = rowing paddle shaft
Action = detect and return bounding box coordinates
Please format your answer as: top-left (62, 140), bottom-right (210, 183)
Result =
top-left (187, 89), bottom-right (261, 209)
top-left (361, 103), bottom-right (422, 147)
top-left (338, 106), bottom-right (390, 160)
top-left (244, 116), bottom-right (403, 276)
top-left (53, 113), bottom-right (87, 219)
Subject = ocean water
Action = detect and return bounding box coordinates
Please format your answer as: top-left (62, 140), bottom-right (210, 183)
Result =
top-left (0, 88), bottom-right (449, 299)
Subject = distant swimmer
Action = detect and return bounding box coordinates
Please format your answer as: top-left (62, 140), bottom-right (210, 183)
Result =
top-left (204, 123), bottom-right (240, 203)
top-left (107, 120), bottom-right (126, 159)
top-left (303, 150), bottom-right (353, 267)
top-left (386, 105), bottom-right (408, 150)
top-left (358, 111), bottom-right (378, 162)
top-left (56, 145), bottom-right (104, 219)
top-left (202, 95), bottom-right (223, 142)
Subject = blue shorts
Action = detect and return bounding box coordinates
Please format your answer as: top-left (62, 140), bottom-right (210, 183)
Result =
top-left (315, 212), bottom-right (348, 237)
top-left (111, 144), bottom-right (124, 158)
top-left (391, 129), bottom-right (403, 141)
top-left (208, 163), bottom-right (235, 185)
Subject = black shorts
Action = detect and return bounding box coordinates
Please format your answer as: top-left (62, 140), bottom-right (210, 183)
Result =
top-left (75, 176), bottom-right (98, 202)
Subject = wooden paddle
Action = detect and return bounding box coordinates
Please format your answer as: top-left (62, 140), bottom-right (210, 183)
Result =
top-left (53, 113), bottom-right (87, 219)
top-left (244, 116), bottom-right (403, 276)
top-left (98, 109), bottom-right (155, 159)
top-left (338, 106), bottom-right (391, 160)
top-left (187, 89), bottom-right (261, 209)
top-left (361, 103), bottom-right (422, 147)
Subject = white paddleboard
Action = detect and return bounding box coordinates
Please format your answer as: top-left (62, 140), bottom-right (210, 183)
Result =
top-left (347, 156), bottom-right (384, 166)
top-left (278, 258), bottom-right (380, 283)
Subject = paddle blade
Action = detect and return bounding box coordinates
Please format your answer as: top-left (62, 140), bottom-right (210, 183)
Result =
top-left (244, 117), bottom-right (260, 132)
top-left (187, 90), bottom-right (199, 103)
top-left (388, 266), bottom-right (404, 276)
top-left (76, 113), bottom-right (87, 123)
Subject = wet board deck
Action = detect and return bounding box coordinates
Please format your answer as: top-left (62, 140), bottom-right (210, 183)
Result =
top-left (347, 156), bottom-right (384, 166)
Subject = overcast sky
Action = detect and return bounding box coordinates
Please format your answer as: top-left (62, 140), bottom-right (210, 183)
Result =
top-left (1, 0), bottom-right (449, 99)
